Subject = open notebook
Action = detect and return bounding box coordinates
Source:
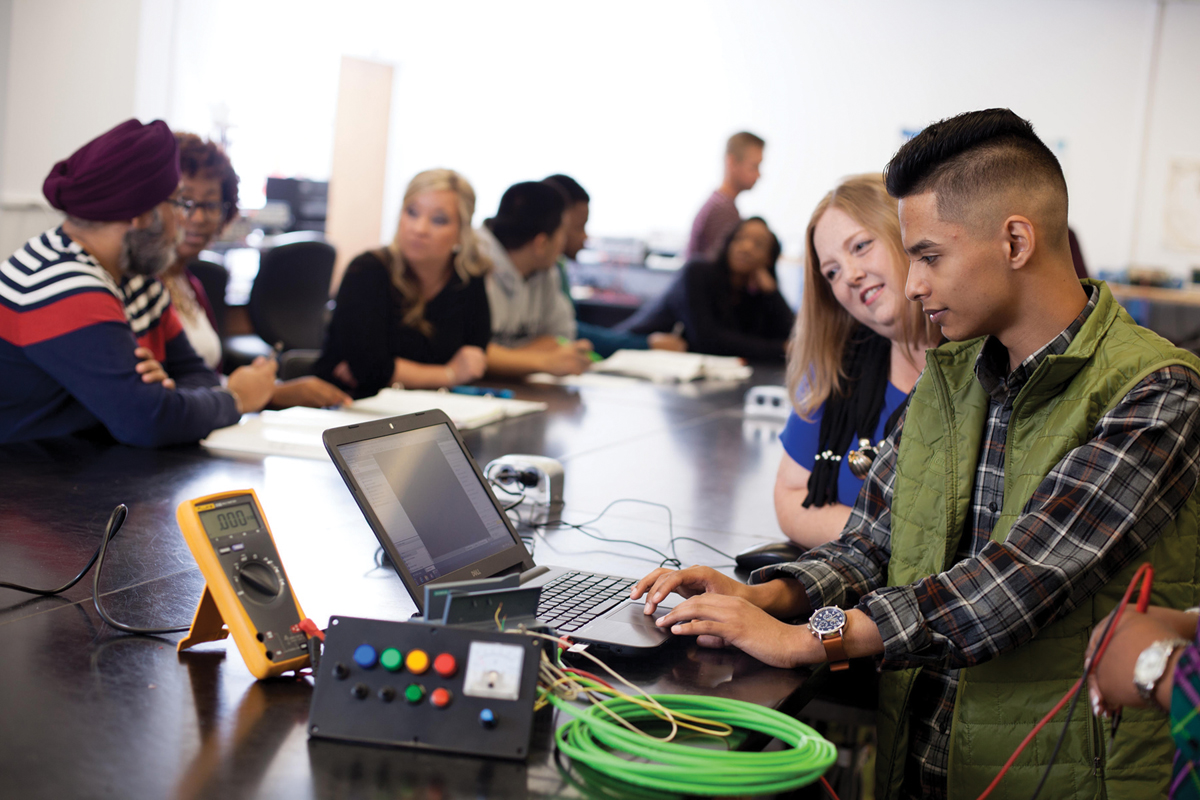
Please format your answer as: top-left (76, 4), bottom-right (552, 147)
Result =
top-left (201, 389), bottom-right (546, 460)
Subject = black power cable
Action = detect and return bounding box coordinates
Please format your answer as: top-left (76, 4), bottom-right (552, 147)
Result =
top-left (1027, 598), bottom-right (1127, 800)
top-left (91, 505), bottom-right (189, 635)
top-left (2, 504), bottom-right (189, 636)
top-left (0, 507), bottom-right (121, 595)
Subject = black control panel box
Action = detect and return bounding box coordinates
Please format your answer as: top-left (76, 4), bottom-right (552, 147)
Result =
top-left (308, 616), bottom-right (542, 760)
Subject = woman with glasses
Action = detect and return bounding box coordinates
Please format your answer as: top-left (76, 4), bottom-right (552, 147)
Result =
top-left (163, 133), bottom-right (236, 370)
top-left (157, 133), bottom-right (349, 408)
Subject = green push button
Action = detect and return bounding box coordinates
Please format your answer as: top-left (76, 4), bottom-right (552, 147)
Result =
top-left (380, 647), bottom-right (403, 672)
top-left (405, 684), bottom-right (426, 704)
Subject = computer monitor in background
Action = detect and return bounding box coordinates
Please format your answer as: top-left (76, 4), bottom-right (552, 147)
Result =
top-left (265, 177), bottom-right (329, 233)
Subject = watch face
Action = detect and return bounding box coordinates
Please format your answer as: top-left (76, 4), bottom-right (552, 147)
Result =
top-left (809, 606), bottom-right (847, 636)
top-left (1134, 641), bottom-right (1172, 688)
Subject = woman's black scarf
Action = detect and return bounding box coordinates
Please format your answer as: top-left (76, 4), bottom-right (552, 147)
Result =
top-left (802, 326), bottom-right (894, 508)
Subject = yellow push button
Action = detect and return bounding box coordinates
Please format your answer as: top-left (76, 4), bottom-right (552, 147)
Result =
top-left (406, 649), bottom-right (430, 674)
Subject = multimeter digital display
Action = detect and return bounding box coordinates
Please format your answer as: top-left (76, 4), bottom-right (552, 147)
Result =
top-left (197, 502), bottom-right (260, 538)
top-left (177, 489), bottom-right (310, 679)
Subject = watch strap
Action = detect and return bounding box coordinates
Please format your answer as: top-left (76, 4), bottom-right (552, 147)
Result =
top-left (822, 632), bottom-right (850, 672)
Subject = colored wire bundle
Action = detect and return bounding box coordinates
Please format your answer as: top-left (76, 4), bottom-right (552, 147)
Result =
top-left (546, 691), bottom-right (836, 795)
top-left (521, 628), bottom-right (836, 796)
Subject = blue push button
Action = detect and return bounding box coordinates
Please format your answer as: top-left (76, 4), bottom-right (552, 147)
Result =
top-left (479, 708), bottom-right (496, 729)
top-left (353, 644), bottom-right (378, 669)
top-left (231, 543), bottom-right (245, 552)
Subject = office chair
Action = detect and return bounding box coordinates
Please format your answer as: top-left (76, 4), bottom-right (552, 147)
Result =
top-left (224, 234), bottom-right (336, 369)
top-left (278, 349), bottom-right (321, 380)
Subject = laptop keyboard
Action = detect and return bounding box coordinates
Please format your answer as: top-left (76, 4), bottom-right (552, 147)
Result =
top-left (536, 572), bottom-right (637, 633)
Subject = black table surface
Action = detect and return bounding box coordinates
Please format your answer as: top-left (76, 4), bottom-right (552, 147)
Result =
top-left (0, 366), bottom-right (833, 799)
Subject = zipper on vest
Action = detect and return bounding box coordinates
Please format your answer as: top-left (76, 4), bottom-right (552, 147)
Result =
top-left (926, 359), bottom-right (959, 535)
top-left (1090, 711), bottom-right (1102, 777)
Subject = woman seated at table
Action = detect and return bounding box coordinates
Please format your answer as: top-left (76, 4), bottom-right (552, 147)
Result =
top-left (615, 217), bottom-right (794, 361)
top-left (314, 169), bottom-right (492, 399)
top-left (774, 173), bottom-right (939, 548)
top-left (159, 133), bottom-right (350, 408)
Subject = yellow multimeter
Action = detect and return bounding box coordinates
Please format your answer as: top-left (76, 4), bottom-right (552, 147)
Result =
top-left (176, 489), bottom-right (310, 679)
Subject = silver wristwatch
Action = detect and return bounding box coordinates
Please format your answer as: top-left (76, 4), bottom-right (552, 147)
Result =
top-left (1133, 637), bottom-right (1191, 707)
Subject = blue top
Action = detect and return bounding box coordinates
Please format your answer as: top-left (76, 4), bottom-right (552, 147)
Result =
top-left (779, 381), bottom-right (908, 507)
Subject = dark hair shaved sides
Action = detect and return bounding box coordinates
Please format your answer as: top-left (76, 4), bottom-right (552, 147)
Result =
top-left (884, 108), bottom-right (1069, 247)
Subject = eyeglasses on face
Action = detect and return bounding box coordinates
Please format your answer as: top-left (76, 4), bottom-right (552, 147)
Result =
top-left (171, 198), bottom-right (232, 218)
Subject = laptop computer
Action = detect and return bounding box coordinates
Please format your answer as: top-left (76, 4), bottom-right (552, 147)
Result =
top-left (322, 409), bottom-right (672, 654)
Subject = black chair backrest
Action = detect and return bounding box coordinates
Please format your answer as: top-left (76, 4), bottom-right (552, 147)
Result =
top-left (248, 237), bottom-right (336, 351)
top-left (278, 349), bottom-right (321, 381)
top-left (188, 259), bottom-right (229, 334)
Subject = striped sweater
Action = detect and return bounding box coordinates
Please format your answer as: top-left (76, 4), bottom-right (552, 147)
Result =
top-left (0, 227), bottom-right (238, 446)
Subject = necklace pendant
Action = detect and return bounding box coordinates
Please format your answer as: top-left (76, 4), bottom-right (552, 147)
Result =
top-left (846, 438), bottom-right (878, 479)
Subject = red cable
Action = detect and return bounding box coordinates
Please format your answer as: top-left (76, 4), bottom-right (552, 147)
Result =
top-left (974, 563), bottom-right (1154, 800)
top-left (821, 775), bottom-right (841, 800)
top-left (562, 667), bottom-right (616, 691)
top-left (294, 618), bottom-right (324, 641)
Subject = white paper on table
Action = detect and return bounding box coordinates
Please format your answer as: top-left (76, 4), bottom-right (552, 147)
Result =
top-left (202, 388), bottom-right (547, 459)
top-left (588, 349), bottom-right (753, 382)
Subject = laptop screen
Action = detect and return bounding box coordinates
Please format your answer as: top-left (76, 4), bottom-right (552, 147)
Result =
top-left (336, 422), bottom-right (514, 585)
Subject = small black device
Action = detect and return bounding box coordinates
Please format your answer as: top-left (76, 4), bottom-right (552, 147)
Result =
top-left (307, 616), bottom-right (542, 760)
top-left (734, 540), bottom-right (806, 571)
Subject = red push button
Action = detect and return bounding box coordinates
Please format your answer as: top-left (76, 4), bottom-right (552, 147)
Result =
top-left (430, 687), bottom-right (452, 708)
top-left (433, 652), bottom-right (457, 678)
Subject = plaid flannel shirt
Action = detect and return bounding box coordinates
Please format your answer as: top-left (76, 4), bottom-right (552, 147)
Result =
top-left (755, 287), bottom-right (1200, 799)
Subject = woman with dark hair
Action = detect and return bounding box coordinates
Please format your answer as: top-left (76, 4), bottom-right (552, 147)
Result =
top-left (159, 133), bottom-right (350, 408)
top-left (163, 132), bottom-right (240, 371)
top-left (616, 217), bottom-right (794, 361)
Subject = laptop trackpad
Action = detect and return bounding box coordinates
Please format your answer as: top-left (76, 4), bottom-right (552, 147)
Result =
top-left (579, 603), bottom-right (674, 650)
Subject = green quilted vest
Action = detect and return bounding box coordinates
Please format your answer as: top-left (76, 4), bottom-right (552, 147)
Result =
top-left (875, 281), bottom-right (1200, 800)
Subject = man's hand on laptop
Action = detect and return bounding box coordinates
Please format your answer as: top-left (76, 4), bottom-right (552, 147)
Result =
top-left (653, 593), bottom-right (822, 669)
top-left (632, 566), bottom-right (752, 615)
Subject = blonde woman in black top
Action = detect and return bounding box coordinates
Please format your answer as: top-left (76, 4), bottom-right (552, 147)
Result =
top-left (315, 169), bottom-right (493, 398)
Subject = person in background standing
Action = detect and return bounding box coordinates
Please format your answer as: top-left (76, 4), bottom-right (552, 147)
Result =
top-left (684, 131), bottom-right (764, 262)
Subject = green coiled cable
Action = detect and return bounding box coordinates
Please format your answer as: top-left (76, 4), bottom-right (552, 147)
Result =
top-left (546, 691), bottom-right (837, 795)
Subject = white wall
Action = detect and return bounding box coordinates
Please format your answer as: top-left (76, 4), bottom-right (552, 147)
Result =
top-left (2, 0), bottom-right (1196, 278)
top-left (1131, 1), bottom-right (1200, 277)
top-left (0, 0), bottom-right (178, 256)
top-left (1, 0), bottom-right (141, 204)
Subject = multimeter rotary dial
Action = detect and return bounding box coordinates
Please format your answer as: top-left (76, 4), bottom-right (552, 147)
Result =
top-left (234, 559), bottom-right (284, 603)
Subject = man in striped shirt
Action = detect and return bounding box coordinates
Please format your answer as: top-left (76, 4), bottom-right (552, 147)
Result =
top-left (0, 118), bottom-right (275, 447)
